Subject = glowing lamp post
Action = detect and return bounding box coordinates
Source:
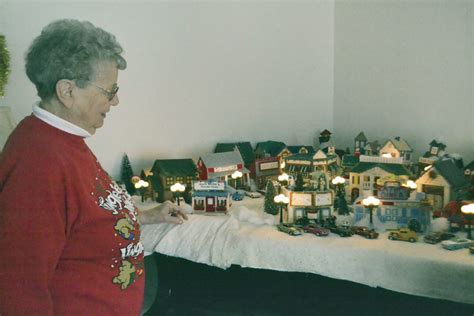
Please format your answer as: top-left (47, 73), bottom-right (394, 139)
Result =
top-left (403, 180), bottom-right (417, 195)
top-left (134, 179), bottom-right (149, 203)
top-left (331, 176), bottom-right (345, 195)
top-left (277, 172), bottom-right (289, 193)
top-left (362, 196), bottom-right (380, 227)
top-left (461, 203), bottom-right (474, 240)
top-left (274, 194), bottom-right (289, 223)
top-left (231, 170), bottom-right (243, 189)
top-left (170, 182), bottom-right (186, 206)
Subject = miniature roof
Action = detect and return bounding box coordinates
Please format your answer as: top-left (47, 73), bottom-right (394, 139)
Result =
top-left (200, 151), bottom-right (245, 169)
top-left (365, 140), bottom-right (380, 152)
top-left (342, 154), bottom-right (359, 167)
top-left (385, 137), bottom-right (413, 152)
top-left (429, 139), bottom-right (447, 150)
top-left (465, 161), bottom-right (474, 170)
top-left (151, 159), bottom-right (197, 177)
top-left (355, 132), bottom-right (367, 142)
top-left (351, 162), bottom-right (411, 176)
top-left (433, 159), bottom-right (470, 188)
top-left (285, 153), bottom-right (313, 162)
top-left (320, 129), bottom-right (332, 136)
top-left (214, 142), bottom-right (255, 167)
top-left (286, 145), bottom-right (315, 155)
top-left (255, 140), bottom-right (287, 157)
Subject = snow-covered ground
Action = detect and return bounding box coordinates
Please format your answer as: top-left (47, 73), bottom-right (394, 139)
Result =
top-left (139, 197), bottom-right (474, 305)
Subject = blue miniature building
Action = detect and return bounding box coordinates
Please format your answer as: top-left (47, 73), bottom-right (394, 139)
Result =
top-left (353, 182), bottom-right (431, 231)
top-left (192, 180), bottom-right (231, 214)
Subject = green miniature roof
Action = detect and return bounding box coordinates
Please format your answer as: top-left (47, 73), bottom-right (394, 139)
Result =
top-left (351, 162), bottom-right (411, 176)
top-left (285, 153), bottom-right (313, 162)
top-left (255, 140), bottom-right (287, 157)
top-left (151, 159), bottom-right (197, 177)
top-left (342, 154), bottom-right (359, 167)
top-left (434, 159), bottom-right (470, 188)
top-left (355, 132), bottom-right (367, 142)
top-left (215, 142), bottom-right (255, 167)
top-left (286, 145), bottom-right (315, 155)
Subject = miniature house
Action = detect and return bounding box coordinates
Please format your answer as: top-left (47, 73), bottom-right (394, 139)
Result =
top-left (285, 149), bottom-right (340, 183)
top-left (354, 132), bottom-right (368, 155)
top-left (192, 180), bottom-right (231, 214)
top-left (284, 188), bottom-right (334, 223)
top-left (418, 139), bottom-right (446, 169)
top-left (348, 155), bottom-right (411, 202)
top-left (149, 159), bottom-right (198, 202)
top-left (379, 137), bottom-right (413, 164)
top-left (415, 159), bottom-right (470, 210)
top-left (364, 140), bottom-right (380, 156)
top-left (197, 151), bottom-right (250, 186)
top-left (249, 156), bottom-right (281, 189)
top-left (353, 182), bottom-right (432, 231)
top-left (214, 142), bottom-right (255, 169)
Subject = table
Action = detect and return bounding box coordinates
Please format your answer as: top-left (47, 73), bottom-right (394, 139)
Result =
top-left (140, 198), bottom-right (474, 305)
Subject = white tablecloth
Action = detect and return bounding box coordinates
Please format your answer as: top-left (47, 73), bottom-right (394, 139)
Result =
top-left (140, 199), bottom-right (474, 305)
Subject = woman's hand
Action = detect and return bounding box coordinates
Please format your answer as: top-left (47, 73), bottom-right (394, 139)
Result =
top-left (139, 201), bottom-right (189, 225)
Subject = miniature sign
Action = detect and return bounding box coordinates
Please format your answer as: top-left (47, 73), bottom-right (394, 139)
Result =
top-left (290, 192), bottom-right (313, 206)
top-left (194, 181), bottom-right (225, 191)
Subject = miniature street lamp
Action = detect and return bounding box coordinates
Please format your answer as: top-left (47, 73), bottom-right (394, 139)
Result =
top-left (331, 176), bottom-right (345, 195)
top-left (134, 179), bottom-right (149, 203)
top-left (277, 172), bottom-right (289, 193)
top-left (274, 193), bottom-right (289, 223)
top-left (461, 203), bottom-right (474, 240)
top-left (231, 170), bottom-right (243, 189)
top-left (362, 196), bottom-right (380, 227)
top-left (170, 182), bottom-right (186, 206)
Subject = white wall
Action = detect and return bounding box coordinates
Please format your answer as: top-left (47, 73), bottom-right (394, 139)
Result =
top-left (0, 0), bottom-right (335, 178)
top-left (334, 0), bottom-right (473, 163)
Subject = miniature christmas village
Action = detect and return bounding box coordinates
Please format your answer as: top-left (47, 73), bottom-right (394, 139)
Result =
top-left (120, 130), bottom-right (474, 255)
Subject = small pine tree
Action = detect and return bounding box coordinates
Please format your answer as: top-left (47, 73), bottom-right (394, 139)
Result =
top-left (335, 192), bottom-right (349, 215)
top-left (121, 153), bottom-right (136, 195)
top-left (264, 181), bottom-right (279, 215)
top-left (294, 173), bottom-right (304, 192)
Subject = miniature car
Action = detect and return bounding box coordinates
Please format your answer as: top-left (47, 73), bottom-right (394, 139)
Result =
top-left (231, 192), bottom-right (244, 201)
top-left (301, 224), bottom-right (330, 237)
top-left (441, 237), bottom-right (474, 250)
top-left (277, 223), bottom-right (303, 236)
top-left (388, 228), bottom-right (418, 243)
top-left (351, 226), bottom-right (379, 239)
top-left (245, 191), bottom-right (262, 198)
top-left (423, 231), bottom-right (455, 244)
top-left (328, 225), bottom-right (353, 237)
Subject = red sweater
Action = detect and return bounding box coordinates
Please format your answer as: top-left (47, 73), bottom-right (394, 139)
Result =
top-left (0, 115), bottom-right (145, 315)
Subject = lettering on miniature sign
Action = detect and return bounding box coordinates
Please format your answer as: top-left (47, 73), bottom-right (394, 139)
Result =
top-left (290, 192), bottom-right (313, 206)
top-left (259, 161), bottom-right (279, 171)
top-left (194, 181), bottom-right (225, 191)
top-left (213, 165), bottom-right (238, 173)
top-left (315, 192), bottom-right (333, 207)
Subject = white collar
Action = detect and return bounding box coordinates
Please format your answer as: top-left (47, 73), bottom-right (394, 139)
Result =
top-left (32, 103), bottom-right (92, 138)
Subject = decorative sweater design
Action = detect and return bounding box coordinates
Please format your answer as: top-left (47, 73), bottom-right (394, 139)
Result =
top-left (0, 115), bottom-right (145, 315)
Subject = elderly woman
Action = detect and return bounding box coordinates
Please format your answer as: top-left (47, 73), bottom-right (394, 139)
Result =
top-left (0, 19), bottom-right (186, 315)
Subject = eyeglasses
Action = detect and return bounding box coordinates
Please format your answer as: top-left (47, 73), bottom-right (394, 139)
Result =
top-left (86, 81), bottom-right (119, 101)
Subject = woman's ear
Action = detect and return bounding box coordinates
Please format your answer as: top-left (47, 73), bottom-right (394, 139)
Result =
top-left (56, 79), bottom-right (75, 108)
